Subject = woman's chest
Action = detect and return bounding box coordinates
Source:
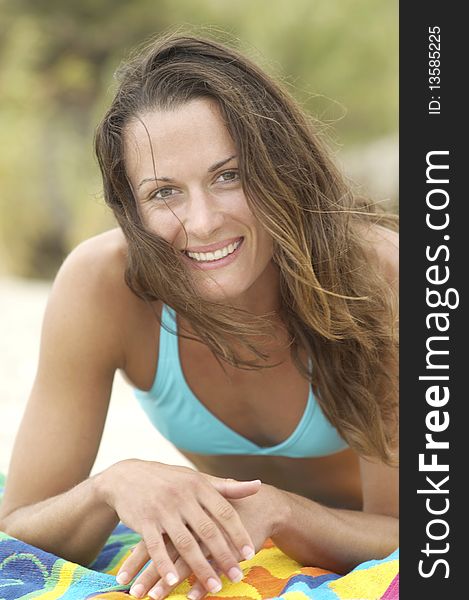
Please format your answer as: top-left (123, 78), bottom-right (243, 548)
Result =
top-left (177, 334), bottom-right (311, 448)
top-left (124, 310), bottom-right (311, 448)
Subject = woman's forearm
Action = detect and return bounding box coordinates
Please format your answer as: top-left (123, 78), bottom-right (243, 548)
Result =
top-left (0, 472), bottom-right (119, 566)
top-left (270, 487), bottom-right (398, 574)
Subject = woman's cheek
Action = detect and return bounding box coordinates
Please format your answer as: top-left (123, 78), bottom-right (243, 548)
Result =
top-left (144, 211), bottom-right (178, 244)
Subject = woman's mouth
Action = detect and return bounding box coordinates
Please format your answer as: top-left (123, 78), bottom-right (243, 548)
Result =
top-left (182, 237), bottom-right (244, 270)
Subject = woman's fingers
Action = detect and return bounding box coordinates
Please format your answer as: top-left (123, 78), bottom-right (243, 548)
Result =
top-left (139, 523), bottom-right (182, 592)
top-left (186, 579), bottom-right (209, 600)
top-left (147, 555), bottom-right (191, 600)
top-left (129, 560), bottom-right (162, 599)
top-left (149, 556), bottom-right (222, 600)
top-left (118, 537), bottom-right (181, 598)
top-left (199, 485), bottom-right (255, 562)
top-left (116, 540), bottom-right (149, 585)
top-left (160, 516), bottom-right (223, 595)
top-left (184, 503), bottom-right (244, 584)
top-left (123, 531), bottom-right (243, 600)
top-left (147, 539), bottom-right (214, 600)
top-left (205, 476), bottom-right (262, 500)
top-left (187, 563), bottom-right (223, 600)
top-left (117, 535), bottom-right (180, 586)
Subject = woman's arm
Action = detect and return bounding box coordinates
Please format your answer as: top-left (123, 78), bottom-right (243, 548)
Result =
top-left (0, 236), bottom-right (126, 563)
top-left (269, 456), bottom-right (398, 573)
top-left (1, 476), bottom-right (120, 565)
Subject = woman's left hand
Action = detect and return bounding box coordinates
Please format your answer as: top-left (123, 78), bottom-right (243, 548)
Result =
top-left (122, 483), bottom-right (286, 599)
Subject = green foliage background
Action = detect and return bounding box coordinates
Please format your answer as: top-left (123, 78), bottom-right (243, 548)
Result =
top-left (0, 0), bottom-right (398, 278)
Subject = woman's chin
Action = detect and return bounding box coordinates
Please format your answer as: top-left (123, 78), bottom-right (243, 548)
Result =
top-left (194, 278), bottom-right (245, 305)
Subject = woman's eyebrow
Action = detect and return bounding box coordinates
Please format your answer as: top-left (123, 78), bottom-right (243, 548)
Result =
top-left (138, 175), bottom-right (173, 190)
top-left (207, 155), bottom-right (237, 172)
top-left (137, 155), bottom-right (237, 190)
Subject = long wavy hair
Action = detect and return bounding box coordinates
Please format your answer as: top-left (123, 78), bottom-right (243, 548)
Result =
top-left (95, 31), bottom-right (398, 465)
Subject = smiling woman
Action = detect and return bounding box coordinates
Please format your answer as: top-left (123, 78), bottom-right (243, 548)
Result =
top-left (124, 99), bottom-right (275, 304)
top-left (0, 31), bottom-right (398, 600)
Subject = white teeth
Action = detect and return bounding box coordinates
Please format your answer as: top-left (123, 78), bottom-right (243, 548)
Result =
top-left (186, 239), bottom-right (241, 262)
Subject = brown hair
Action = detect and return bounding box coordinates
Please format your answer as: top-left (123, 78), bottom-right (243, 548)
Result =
top-left (95, 31), bottom-right (398, 465)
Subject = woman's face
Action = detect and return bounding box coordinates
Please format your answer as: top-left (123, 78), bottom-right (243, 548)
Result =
top-left (124, 97), bottom-right (277, 306)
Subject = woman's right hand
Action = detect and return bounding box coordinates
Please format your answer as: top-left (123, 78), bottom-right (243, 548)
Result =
top-left (97, 459), bottom-right (260, 596)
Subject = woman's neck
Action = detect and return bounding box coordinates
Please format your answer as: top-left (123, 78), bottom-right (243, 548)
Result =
top-left (226, 260), bottom-right (282, 316)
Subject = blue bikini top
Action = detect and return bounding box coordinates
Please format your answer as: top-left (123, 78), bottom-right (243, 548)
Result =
top-left (133, 304), bottom-right (348, 457)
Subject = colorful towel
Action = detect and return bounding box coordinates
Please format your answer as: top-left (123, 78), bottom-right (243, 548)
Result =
top-left (0, 474), bottom-right (398, 599)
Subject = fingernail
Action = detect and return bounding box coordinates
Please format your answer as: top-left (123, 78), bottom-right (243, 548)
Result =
top-left (129, 583), bottom-right (145, 598)
top-left (228, 566), bottom-right (243, 582)
top-left (149, 585), bottom-right (163, 600)
top-left (187, 590), bottom-right (202, 600)
top-left (207, 577), bottom-right (222, 593)
top-left (165, 572), bottom-right (179, 586)
top-left (241, 545), bottom-right (255, 560)
top-left (116, 571), bottom-right (130, 585)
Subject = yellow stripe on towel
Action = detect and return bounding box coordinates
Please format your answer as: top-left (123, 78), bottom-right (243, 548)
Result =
top-left (328, 558), bottom-right (399, 599)
top-left (39, 562), bottom-right (80, 599)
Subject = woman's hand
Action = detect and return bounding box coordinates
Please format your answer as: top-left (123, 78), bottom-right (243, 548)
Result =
top-left (97, 459), bottom-right (261, 597)
top-left (120, 483), bottom-right (287, 600)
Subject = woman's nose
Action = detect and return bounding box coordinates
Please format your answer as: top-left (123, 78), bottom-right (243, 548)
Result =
top-left (184, 190), bottom-right (224, 240)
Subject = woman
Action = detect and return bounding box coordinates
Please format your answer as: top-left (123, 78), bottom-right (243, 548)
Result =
top-left (0, 33), bottom-right (399, 600)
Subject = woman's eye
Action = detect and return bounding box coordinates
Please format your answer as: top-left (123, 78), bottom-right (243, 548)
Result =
top-left (150, 187), bottom-right (177, 200)
top-left (216, 170), bottom-right (239, 183)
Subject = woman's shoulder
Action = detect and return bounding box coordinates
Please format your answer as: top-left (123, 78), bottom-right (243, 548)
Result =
top-left (52, 228), bottom-right (127, 310)
top-left (59, 228), bottom-right (141, 304)
top-left (52, 228), bottom-right (162, 369)
top-left (64, 227), bottom-right (127, 277)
